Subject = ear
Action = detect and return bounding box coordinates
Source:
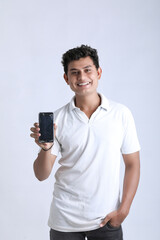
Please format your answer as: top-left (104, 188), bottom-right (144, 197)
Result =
top-left (64, 73), bottom-right (69, 85)
top-left (97, 67), bottom-right (102, 80)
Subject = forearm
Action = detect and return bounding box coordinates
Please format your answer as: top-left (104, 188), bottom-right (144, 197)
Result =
top-left (119, 152), bottom-right (140, 215)
top-left (33, 148), bottom-right (56, 181)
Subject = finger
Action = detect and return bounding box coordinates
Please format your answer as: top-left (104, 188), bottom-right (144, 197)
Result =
top-left (100, 211), bottom-right (117, 227)
top-left (30, 133), bottom-right (39, 139)
top-left (34, 122), bottom-right (39, 127)
top-left (54, 123), bottom-right (57, 137)
top-left (100, 216), bottom-right (111, 227)
top-left (54, 124), bottom-right (57, 131)
top-left (30, 127), bottom-right (40, 133)
top-left (30, 132), bottom-right (40, 139)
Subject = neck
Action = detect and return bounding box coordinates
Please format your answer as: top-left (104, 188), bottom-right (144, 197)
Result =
top-left (75, 92), bottom-right (101, 113)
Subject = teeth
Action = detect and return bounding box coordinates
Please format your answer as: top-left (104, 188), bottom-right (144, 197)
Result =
top-left (78, 82), bottom-right (90, 86)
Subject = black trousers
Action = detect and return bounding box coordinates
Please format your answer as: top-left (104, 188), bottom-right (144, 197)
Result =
top-left (50, 222), bottom-right (123, 240)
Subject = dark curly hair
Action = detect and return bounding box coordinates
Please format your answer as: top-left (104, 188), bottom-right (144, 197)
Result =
top-left (61, 45), bottom-right (100, 74)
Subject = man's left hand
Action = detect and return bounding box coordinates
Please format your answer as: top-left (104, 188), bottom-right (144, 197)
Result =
top-left (100, 209), bottom-right (128, 228)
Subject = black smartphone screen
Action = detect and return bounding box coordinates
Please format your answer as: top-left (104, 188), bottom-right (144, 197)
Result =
top-left (39, 112), bottom-right (54, 143)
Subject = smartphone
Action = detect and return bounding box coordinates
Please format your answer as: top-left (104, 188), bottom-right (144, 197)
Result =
top-left (38, 112), bottom-right (54, 143)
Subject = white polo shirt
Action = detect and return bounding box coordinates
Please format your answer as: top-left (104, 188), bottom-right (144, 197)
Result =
top-left (48, 94), bottom-right (140, 232)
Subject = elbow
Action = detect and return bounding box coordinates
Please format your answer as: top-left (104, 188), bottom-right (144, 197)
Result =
top-left (33, 161), bottom-right (48, 181)
top-left (36, 174), bottom-right (47, 182)
top-left (34, 170), bottom-right (48, 182)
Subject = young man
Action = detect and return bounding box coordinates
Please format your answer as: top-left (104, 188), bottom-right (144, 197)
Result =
top-left (30, 45), bottom-right (140, 240)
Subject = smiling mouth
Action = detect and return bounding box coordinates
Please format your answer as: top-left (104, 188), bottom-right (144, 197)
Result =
top-left (77, 82), bottom-right (90, 86)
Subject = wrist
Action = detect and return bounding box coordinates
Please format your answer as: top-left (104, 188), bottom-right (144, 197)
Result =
top-left (118, 204), bottom-right (130, 217)
top-left (41, 144), bottom-right (53, 152)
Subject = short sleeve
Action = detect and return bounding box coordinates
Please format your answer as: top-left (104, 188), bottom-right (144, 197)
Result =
top-left (51, 137), bottom-right (61, 156)
top-left (121, 108), bottom-right (141, 154)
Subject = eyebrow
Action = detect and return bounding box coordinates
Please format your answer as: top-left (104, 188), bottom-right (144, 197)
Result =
top-left (69, 65), bottom-right (92, 72)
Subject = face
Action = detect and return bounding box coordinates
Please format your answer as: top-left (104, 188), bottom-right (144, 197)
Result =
top-left (64, 57), bottom-right (102, 97)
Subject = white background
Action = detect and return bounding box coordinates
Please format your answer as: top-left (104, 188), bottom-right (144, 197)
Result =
top-left (0, 0), bottom-right (160, 239)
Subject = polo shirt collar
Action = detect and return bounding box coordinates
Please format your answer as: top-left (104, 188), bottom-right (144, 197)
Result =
top-left (69, 97), bottom-right (77, 111)
top-left (99, 93), bottom-right (109, 111)
top-left (69, 93), bottom-right (110, 111)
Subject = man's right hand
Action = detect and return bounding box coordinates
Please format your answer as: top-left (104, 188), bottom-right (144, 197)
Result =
top-left (30, 122), bottom-right (57, 151)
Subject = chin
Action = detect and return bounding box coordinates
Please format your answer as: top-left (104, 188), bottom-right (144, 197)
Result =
top-left (76, 90), bottom-right (97, 97)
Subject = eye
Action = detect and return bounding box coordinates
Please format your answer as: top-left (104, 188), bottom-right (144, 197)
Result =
top-left (85, 68), bottom-right (91, 73)
top-left (71, 71), bottom-right (78, 75)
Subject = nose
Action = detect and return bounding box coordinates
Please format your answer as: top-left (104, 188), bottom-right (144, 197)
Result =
top-left (78, 71), bottom-right (86, 81)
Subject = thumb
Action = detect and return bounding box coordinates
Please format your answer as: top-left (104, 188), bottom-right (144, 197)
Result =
top-left (100, 211), bottom-right (116, 227)
top-left (54, 123), bottom-right (57, 137)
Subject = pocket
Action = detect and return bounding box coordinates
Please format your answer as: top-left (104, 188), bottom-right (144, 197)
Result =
top-left (106, 221), bottom-right (121, 230)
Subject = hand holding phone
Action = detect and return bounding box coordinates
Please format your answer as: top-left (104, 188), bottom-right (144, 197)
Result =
top-left (30, 112), bottom-right (56, 151)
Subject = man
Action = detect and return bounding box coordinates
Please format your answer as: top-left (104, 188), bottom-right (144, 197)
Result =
top-left (30, 45), bottom-right (140, 240)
